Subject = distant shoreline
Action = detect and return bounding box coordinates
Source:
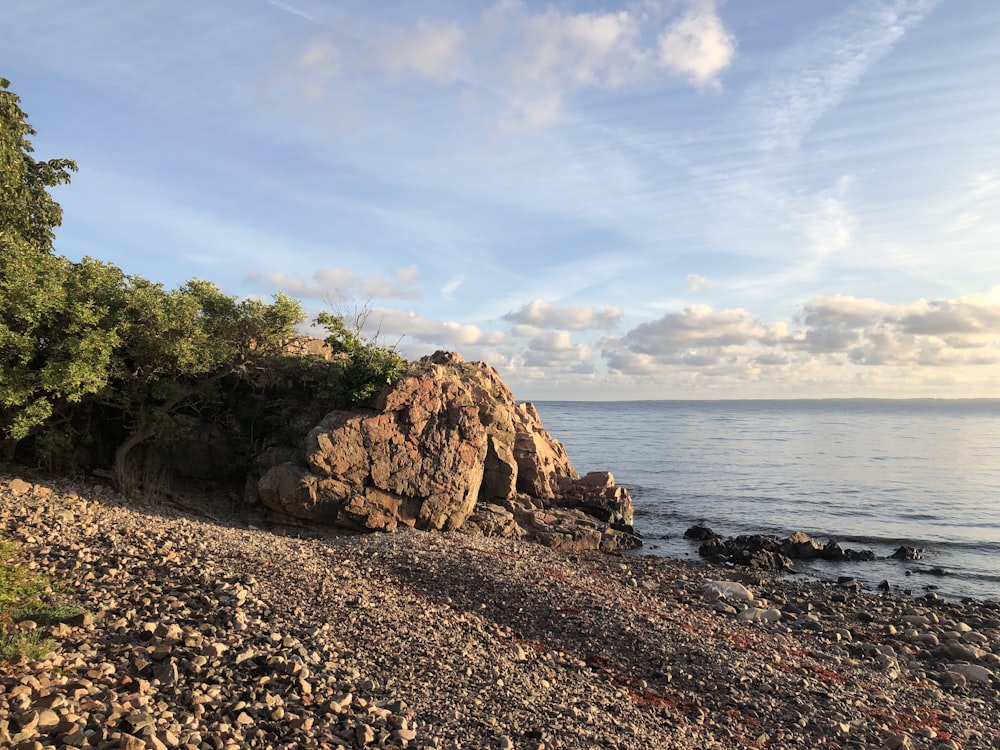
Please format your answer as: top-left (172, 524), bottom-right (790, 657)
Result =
top-left (530, 397), bottom-right (1000, 404)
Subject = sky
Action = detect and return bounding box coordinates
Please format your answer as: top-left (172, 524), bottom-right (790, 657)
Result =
top-left (3, 0), bottom-right (1000, 400)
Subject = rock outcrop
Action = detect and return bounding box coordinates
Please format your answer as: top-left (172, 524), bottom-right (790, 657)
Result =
top-left (687, 526), bottom-right (878, 569)
top-left (255, 351), bottom-right (638, 551)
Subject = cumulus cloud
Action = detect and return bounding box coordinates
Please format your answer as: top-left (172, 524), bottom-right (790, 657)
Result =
top-left (785, 294), bottom-right (1000, 366)
top-left (247, 264), bottom-right (420, 300)
top-left (523, 330), bottom-right (594, 373)
top-left (600, 292), bottom-right (1000, 379)
top-left (657, 0), bottom-right (736, 89)
top-left (371, 309), bottom-right (488, 346)
top-left (502, 298), bottom-right (622, 330)
top-left (896, 298), bottom-right (1000, 342)
top-left (606, 304), bottom-right (781, 353)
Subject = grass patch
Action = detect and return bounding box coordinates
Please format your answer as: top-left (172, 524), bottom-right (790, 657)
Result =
top-left (0, 627), bottom-right (57, 663)
top-left (0, 538), bottom-right (85, 663)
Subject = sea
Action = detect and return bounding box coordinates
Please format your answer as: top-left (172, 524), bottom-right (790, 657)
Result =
top-left (532, 400), bottom-right (1000, 604)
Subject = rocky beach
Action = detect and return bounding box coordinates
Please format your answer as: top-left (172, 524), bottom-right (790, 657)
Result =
top-left (2, 475), bottom-right (998, 750)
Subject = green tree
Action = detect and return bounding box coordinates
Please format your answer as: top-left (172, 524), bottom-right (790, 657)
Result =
top-left (0, 76), bottom-right (81, 453)
top-left (105, 278), bottom-right (304, 490)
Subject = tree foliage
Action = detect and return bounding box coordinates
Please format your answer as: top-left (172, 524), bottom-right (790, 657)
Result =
top-left (1, 77), bottom-right (82, 444)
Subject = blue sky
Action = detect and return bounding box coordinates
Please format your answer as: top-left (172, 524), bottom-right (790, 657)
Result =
top-left (4, 0), bottom-right (1000, 399)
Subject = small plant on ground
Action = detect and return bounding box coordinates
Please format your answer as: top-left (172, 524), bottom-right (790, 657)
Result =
top-left (0, 537), bottom-right (84, 662)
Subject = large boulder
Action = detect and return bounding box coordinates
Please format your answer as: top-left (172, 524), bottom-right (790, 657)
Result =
top-left (256, 351), bottom-right (635, 544)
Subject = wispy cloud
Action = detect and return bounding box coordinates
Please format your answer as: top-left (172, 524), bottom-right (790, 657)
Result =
top-left (743, 0), bottom-right (939, 152)
top-left (266, 0), bottom-right (317, 24)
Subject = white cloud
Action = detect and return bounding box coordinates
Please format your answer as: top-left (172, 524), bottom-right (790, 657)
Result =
top-left (510, 324), bottom-right (543, 339)
top-left (513, 9), bottom-right (646, 90)
top-left (284, 1), bottom-right (738, 132)
top-left (657, 0), bottom-right (736, 89)
top-left (599, 292), bottom-right (1000, 382)
top-left (267, 1), bottom-right (317, 23)
top-left (372, 309), bottom-right (488, 347)
top-left (369, 20), bottom-right (465, 83)
top-left (605, 304), bottom-right (780, 354)
top-left (804, 178), bottom-right (857, 257)
top-left (247, 265), bottom-right (420, 300)
top-left (502, 298), bottom-right (622, 330)
top-left (499, 92), bottom-right (564, 131)
top-left (295, 38), bottom-right (340, 101)
top-left (440, 274), bottom-right (465, 297)
top-left (523, 331), bottom-right (594, 372)
top-left (686, 274), bottom-right (710, 292)
top-left (945, 171), bottom-right (1000, 235)
top-left (801, 294), bottom-right (889, 329)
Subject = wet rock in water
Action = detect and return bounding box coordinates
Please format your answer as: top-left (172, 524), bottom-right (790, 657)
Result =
top-left (696, 533), bottom-right (793, 570)
top-left (913, 566), bottom-right (949, 577)
top-left (684, 524), bottom-right (719, 541)
top-left (892, 545), bottom-right (924, 561)
top-left (780, 530), bottom-right (824, 560)
top-left (820, 540), bottom-right (876, 562)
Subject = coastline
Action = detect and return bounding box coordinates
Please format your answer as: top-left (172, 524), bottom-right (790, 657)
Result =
top-left (2, 475), bottom-right (999, 749)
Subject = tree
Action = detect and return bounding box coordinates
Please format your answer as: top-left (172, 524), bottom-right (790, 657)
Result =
top-left (0, 77), bottom-right (80, 453)
top-left (104, 279), bottom-right (304, 490)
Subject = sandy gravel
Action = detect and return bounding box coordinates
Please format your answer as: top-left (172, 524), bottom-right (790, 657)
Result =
top-left (1, 474), bottom-right (998, 750)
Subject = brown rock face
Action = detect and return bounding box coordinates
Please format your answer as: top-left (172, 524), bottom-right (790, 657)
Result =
top-left (257, 351), bottom-right (636, 546)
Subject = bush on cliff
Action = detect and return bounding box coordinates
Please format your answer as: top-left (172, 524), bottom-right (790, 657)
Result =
top-left (315, 310), bottom-right (406, 406)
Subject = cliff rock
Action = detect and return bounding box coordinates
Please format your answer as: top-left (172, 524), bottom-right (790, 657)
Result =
top-left (256, 351), bottom-right (637, 549)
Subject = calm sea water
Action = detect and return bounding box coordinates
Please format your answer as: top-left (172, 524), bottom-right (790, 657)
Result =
top-left (532, 400), bottom-right (1000, 603)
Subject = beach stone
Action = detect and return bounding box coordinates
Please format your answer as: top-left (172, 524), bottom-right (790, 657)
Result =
top-left (34, 710), bottom-right (60, 733)
top-left (7, 478), bottom-right (32, 496)
top-left (946, 663), bottom-right (992, 683)
top-left (703, 581), bottom-right (754, 603)
top-left (736, 607), bottom-right (781, 623)
top-left (939, 643), bottom-right (983, 661)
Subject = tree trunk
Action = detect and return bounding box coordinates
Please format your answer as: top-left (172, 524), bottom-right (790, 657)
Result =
top-left (112, 425), bottom-right (156, 495)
